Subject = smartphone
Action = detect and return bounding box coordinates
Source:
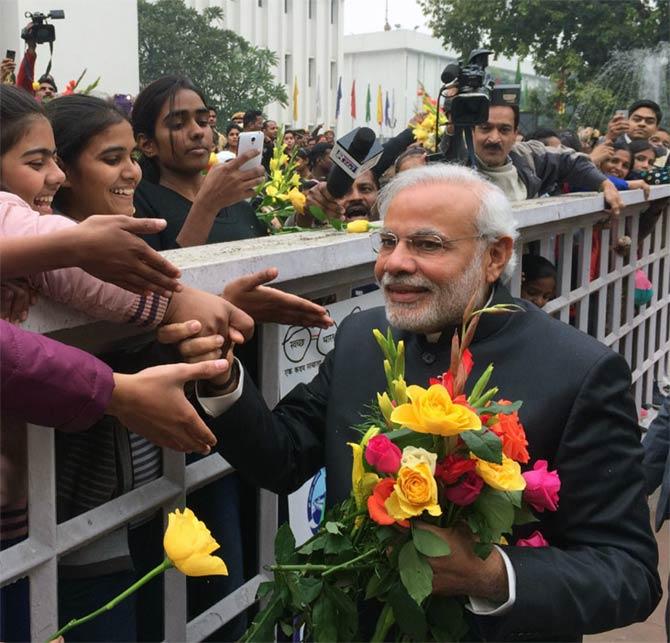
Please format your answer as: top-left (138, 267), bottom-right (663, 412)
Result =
top-left (5, 50), bottom-right (15, 61)
top-left (237, 131), bottom-right (264, 171)
top-left (615, 109), bottom-right (629, 119)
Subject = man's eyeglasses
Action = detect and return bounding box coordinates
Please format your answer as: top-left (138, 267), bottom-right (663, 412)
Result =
top-left (370, 231), bottom-right (484, 256)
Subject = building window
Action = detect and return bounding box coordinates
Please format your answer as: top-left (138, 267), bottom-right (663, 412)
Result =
top-left (308, 58), bottom-right (315, 87)
top-left (330, 0), bottom-right (336, 24)
top-left (284, 54), bottom-right (292, 84)
top-left (308, 0), bottom-right (314, 19)
top-left (330, 61), bottom-right (336, 90)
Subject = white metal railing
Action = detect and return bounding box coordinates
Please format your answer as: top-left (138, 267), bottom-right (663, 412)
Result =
top-left (2, 185), bottom-right (669, 640)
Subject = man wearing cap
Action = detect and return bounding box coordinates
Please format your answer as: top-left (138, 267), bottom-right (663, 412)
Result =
top-left (443, 86), bottom-right (624, 214)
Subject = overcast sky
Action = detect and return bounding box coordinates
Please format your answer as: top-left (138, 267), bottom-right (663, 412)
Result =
top-left (343, 0), bottom-right (430, 35)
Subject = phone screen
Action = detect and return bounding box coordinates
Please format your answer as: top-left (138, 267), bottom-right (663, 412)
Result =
top-left (5, 50), bottom-right (16, 61)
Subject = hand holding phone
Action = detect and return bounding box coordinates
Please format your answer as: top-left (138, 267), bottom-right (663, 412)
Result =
top-left (237, 131), bottom-right (264, 171)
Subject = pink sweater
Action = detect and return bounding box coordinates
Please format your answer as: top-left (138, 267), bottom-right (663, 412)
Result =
top-left (0, 192), bottom-right (169, 326)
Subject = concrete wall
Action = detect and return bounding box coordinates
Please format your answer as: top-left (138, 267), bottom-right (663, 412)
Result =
top-left (0, 0), bottom-right (139, 95)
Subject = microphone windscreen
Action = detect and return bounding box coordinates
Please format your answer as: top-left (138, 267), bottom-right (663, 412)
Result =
top-left (326, 128), bottom-right (377, 199)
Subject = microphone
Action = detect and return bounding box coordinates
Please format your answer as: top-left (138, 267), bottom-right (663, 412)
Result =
top-left (441, 63), bottom-right (460, 85)
top-left (326, 127), bottom-right (381, 199)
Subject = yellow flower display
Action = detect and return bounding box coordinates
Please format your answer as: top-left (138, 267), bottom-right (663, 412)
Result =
top-left (346, 219), bottom-right (370, 233)
top-left (391, 384), bottom-right (481, 436)
top-left (348, 427), bottom-right (381, 524)
top-left (163, 508), bottom-right (229, 576)
top-left (473, 454), bottom-right (526, 492)
top-left (385, 461), bottom-right (442, 521)
top-left (400, 446), bottom-right (437, 472)
top-left (287, 187), bottom-right (306, 213)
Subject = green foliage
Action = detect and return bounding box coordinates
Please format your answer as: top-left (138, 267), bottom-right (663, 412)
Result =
top-left (398, 541), bottom-right (433, 605)
top-left (460, 428), bottom-right (503, 464)
top-left (137, 0), bottom-right (287, 123)
top-left (412, 525), bottom-right (452, 557)
top-left (418, 0), bottom-right (668, 124)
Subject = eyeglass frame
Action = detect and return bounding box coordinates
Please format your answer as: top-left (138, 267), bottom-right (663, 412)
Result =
top-left (370, 229), bottom-right (488, 256)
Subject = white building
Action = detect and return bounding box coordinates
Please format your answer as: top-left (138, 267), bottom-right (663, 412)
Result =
top-left (343, 29), bottom-right (544, 137)
top-left (0, 0), bottom-right (140, 96)
top-left (187, 0), bottom-right (344, 129)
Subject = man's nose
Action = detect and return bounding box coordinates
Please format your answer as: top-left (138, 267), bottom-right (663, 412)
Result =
top-left (382, 241), bottom-right (418, 275)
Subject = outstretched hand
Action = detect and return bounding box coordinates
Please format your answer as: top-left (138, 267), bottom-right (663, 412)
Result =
top-left (74, 215), bottom-right (182, 296)
top-left (1, 279), bottom-right (37, 324)
top-left (108, 359), bottom-right (230, 454)
top-left (223, 268), bottom-right (334, 328)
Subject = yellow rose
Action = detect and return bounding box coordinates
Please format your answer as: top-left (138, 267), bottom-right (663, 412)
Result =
top-left (163, 508), bottom-right (228, 576)
top-left (474, 454), bottom-right (526, 491)
top-left (391, 384), bottom-right (481, 436)
top-left (346, 219), bottom-right (370, 233)
top-left (266, 185), bottom-right (278, 197)
top-left (385, 462), bottom-right (442, 520)
top-left (400, 446), bottom-right (437, 473)
top-left (287, 187), bottom-right (306, 213)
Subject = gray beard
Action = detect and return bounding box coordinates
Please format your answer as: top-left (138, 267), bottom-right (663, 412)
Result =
top-left (380, 259), bottom-right (486, 334)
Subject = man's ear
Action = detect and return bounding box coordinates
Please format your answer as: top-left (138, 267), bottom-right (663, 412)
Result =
top-left (137, 133), bottom-right (157, 158)
top-left (483, 237), bottom-right (514, 284)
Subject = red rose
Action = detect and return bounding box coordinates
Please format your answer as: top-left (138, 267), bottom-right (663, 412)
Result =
top-left (435, 453), bottom-right (476, 485)
top-left (522, 460), bottom-right (561, 512)
top-left (444, 470), bottom-right (484, 506)
top-left (365, 434), bottom-right (402, 474)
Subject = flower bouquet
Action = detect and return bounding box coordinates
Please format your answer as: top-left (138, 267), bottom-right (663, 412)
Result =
top-left (411, 83), bottom-right (448, 152)
top-left (243, 303), bottom-right (560, 642)
top-left (254, 127), bottom-right (307, 233)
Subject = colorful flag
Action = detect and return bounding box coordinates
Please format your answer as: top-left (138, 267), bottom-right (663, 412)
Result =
top-left (365, 83), bottom-right (371, 122)
top-left (384, 91), bottom-right (390, 127)
top-left (336, 76), bottom-right (342, 118)
top-left (293, 76), bottom-right (299, 122)
top-left (350, 80), bottom-right (357, 118)
top-left (391, 88), bottom-right (397, 128)
top-left (376, 84), bottom-right (383, 126)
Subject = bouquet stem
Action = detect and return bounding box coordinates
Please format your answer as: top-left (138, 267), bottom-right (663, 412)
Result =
top-left (48, 558), bottom-right (173, 641)
top-left (370, 602), bottom-right (395, 642)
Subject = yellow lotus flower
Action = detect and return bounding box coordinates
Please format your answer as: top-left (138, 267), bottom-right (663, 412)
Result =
top-left (385, 462), bottom-right (442, 520)
top-left (473, 454), bottom-right (526, 492)
top-left (287, 187), bottom-right (306, 213)
top-left (391, 384), bottom-right (481, 436)
top-left (163, 508), bottom-right (228, 577)
top-left (266, 185), bottom-right (278, 197)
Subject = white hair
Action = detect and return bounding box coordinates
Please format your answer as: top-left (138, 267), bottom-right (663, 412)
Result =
top-left (377, 163), bottom-right (519, 279)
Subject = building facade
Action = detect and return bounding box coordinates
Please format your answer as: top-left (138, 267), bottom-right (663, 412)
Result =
top-left (187, 0), bottom-right (344, 129)
top-left (0, 0), bottom-right (140, 96)
top-left (343, 29), bottom-right (544, 138)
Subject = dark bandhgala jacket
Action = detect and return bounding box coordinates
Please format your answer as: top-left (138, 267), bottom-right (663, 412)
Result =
top-left (211, 285), bottom-right (661, 640)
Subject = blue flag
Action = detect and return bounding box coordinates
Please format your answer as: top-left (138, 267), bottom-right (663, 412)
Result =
top-left (384, 91), bottom-right (390, 127)
top-left (335, 76), bottom-right (343, 119)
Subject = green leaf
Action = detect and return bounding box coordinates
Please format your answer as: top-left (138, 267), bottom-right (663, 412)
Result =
top-left (330, 218), bottom-right (345, 231)
top-left (398, 541), bottom-right (433, 605)
top-left (308, 205), bottom-right (327, 222)
top-left (506, 490), bottom-right (523, 508)
top-left (312, 592), bottom-right (337, 642)
top-left (473, 542), bottom-right (494, 559)
top-left (388, 582), bottom-right (428, 641)
top-left (384, 427), bottom-right (412, 441)
top-left (324, 584), bottom-right (358, 641)
top-left (412, 525), bottom-right (451, 557)
top-left (392, 431), bottom-right (434, 452)
top-left (365, 565), bottom-right (396, 600)
top-left (256, 581), bottom-right (274, 600)
top-left (297, 533), bottom-right (327, 555)
top-left (375, 526), bottom-right (396, 544)
top-left (274, 522), bottom-right (296, 564)
top-left (325, 521), bottom-right (341, 535)
top-left (467, 363), bottom-right (494, 405)
top-left (473, 488), bottom-right (515, 539)
top-left (460, 428), bottom-right (503, 464)
top-left (324, 533), bottom-right (353, 555)
top-left (279, 620), bottom-right (294, 637)
top-left (514, 504), bottom-right (540, 525)
top-left (427, 595), bottom-right (469, 641)
top-left (288, 575), bottom-right (323, 608)
top-left (485, 400), bottom-right (523, 415)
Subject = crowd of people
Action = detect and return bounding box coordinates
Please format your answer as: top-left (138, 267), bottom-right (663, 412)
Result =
top-left (1, 29), bottom-right (669, 643)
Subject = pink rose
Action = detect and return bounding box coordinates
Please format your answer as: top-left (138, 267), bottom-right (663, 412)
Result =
top-left (365, 435), bottom-right (402, 474)
top-left (444, 470), bottom-right (484, 506)
top-left (516, 531), bottom-right (549, 547)
top-left (522, 460), bottom-right (560, 512)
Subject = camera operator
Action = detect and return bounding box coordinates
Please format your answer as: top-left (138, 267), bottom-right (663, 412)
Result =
top-left (442, 87), bottom-right (623, 215)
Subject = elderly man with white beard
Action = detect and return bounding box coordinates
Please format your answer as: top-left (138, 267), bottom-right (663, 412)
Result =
top-left (164, 164), bottom-right (660, 640)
